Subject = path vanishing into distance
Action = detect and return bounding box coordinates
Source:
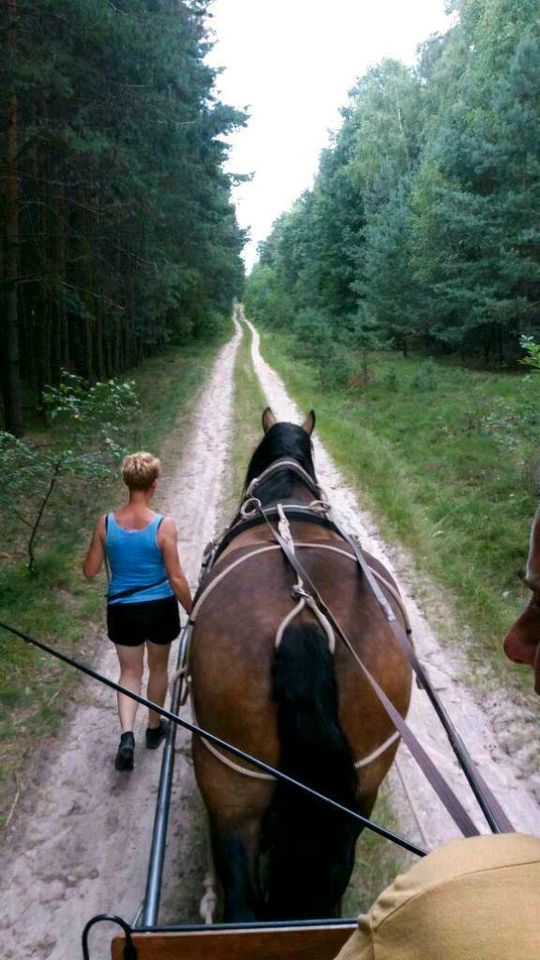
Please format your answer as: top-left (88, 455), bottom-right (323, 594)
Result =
top-left (1, 316), bottom-right (539, 960)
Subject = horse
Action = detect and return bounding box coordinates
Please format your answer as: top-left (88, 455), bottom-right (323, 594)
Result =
top-left (189, 408), bottom-right (412, 922)
top-left (503, 507), bottom-right (540, 695)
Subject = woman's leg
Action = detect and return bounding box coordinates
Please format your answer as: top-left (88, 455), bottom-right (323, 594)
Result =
top-left (115, 643), bottom-right (144, 732)
top-left (146, 641), bottom-right (171, 728)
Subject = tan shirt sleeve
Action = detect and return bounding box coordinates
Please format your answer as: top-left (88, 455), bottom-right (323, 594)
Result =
top-left (332, 834), bottom-right (540, 960)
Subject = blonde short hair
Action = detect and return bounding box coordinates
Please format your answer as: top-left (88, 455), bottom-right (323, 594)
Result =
top-left (121, 452), bottom-right (161, 491)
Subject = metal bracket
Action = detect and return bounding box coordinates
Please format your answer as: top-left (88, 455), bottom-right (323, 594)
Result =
top-left (82, 914), bottom-right (137, 960)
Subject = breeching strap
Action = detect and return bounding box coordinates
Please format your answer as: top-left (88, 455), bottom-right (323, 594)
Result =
top-left (255, 501), bottom-right (514, 837)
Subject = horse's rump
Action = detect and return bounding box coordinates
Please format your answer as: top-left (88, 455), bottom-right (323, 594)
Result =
top-left (190, 544), bottom-right (409, 792)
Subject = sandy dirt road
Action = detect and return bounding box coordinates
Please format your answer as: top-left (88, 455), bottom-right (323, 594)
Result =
top-left (1, 315), bottom-right (539, 960)
top-left (0, 322), bottom-right (241, 960)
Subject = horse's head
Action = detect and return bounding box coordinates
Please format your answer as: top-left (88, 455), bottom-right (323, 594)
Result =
top-left (243, 407), bottom-right (317, 505)
top-left (503, 509), bottom-right (540, 695)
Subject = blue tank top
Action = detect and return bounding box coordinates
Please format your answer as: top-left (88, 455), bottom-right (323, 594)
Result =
top-left (106, 513), bottom-right (174, 606)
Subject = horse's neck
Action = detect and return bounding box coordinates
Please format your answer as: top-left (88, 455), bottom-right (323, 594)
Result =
top-left (259, 475), bottom-right (314, 507)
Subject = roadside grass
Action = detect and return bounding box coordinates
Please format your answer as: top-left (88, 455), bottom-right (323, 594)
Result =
top-left (0, 336), bottom-right (224, 826)
top-left (258, 329), bottom-right (538, 701)
top-left (343, 785), bottom-right (412, 916)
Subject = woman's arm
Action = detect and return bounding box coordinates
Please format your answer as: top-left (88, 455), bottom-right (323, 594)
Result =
top-left (83, 515), bottom-right (106, 579)
top-left (159, 517), bottom-right (193, 614)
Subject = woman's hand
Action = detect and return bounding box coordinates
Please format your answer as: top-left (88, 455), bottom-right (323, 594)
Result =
top-left (160, 517), bottom-right (193, 614)
top-left (83, 515), bottom-right (106, 578)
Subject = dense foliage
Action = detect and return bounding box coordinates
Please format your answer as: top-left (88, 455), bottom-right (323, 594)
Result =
top-left (1, 0), bottom-right (246, 435)
top-left (0, 371), bottom-right (137, 569)
top-left (246, 0), bottom-right (540, 368)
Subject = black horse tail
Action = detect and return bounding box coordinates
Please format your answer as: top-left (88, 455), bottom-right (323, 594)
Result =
top-left (264, 622), bottom-right (359, 919)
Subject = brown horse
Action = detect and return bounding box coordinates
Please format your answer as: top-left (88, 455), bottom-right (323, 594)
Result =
top-left (503, 507), bottom-right (540, 694)
top-left (189, 409), bottom-right (412, 922)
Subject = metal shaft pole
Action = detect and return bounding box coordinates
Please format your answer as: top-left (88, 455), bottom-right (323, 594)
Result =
top-left (139, 627), bottom-right (189, 927)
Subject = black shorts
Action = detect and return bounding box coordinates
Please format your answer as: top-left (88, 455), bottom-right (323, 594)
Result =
top-left (107, 595), bottom-right (180, 647)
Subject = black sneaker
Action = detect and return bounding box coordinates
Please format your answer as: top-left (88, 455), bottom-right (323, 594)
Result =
top-left (145, 720), bottom-right (169, 750)
top-left (115, 731), bottom-right (135, 771)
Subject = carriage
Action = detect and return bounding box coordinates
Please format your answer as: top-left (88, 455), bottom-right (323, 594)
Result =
top-left (1, 409), bottom-right (526, 960)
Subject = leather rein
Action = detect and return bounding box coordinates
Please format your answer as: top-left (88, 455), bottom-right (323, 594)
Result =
top-left (203, 457), bottom-right (513, 838)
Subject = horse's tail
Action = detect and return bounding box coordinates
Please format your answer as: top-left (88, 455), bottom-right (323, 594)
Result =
top-left (265, 622), bottom-right (359, 919)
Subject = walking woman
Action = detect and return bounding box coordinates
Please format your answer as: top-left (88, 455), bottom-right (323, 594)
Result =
top-left (84, 452), bottom-right (192, 771)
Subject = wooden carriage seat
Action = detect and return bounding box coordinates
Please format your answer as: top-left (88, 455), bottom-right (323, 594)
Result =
top-left (111, 921), bottom-right (356, 960)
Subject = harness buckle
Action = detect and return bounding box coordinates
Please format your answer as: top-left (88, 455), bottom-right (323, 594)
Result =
top-left (202, 539), bottom-right (215, 567)
top-left (309, 498), bottom-right (331, 514)
top-left (291, 582), bottom-right (311, 601)
top-left (240, 496), bottom-right (262, 518)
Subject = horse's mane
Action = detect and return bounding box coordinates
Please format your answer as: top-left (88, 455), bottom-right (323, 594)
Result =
top-left (244, 423), bottom-right (316, 504)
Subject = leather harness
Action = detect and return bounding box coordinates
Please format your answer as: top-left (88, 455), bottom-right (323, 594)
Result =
top-left (188, 457), bottom-right (513, 837)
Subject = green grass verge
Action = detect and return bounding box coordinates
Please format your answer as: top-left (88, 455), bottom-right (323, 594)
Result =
top-left (258, 329), bottom-right (538, 700)
top-left (343, 785), bottom-right (412, 916)
top-left (0, 335), bottom-right (224, 826)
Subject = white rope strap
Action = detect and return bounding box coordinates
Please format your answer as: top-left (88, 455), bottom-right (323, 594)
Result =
top-left (274, 592), bottom-right (336, 655)
top-left (274, 596), bottom-right (304, 647)
top-left (354, 730), bottom-right (401, 769)
top-left (190, 542), bottom-right (411, 635)
top-left (196, 718), bottom-right (401, 781)
top-left (277, 503), bottom-right (295, 553)
top-left (200, 734), bottom-right (276, 781)
top-left (192, 703), bottom-right (275, 781)
top-left (190, 545), bottom-right (278, 624)
top-left (190, 537), bottom-right (409, 779)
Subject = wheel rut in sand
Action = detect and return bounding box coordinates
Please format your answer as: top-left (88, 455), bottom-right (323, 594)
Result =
top-left (0, 321), bottom-right (242, 960)
top-left (243, 313), bottom-right (540, 852)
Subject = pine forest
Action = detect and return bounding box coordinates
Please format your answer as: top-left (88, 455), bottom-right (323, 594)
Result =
top-left (1, 0), bottom-right (245, 436)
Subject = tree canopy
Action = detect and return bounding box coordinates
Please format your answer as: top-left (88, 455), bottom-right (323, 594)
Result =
top-left (246, 0), bottom-right (540, 365)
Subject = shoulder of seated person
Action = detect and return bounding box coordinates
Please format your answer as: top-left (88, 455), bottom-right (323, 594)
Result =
top-left (368, 833), bottom-right (540, 929)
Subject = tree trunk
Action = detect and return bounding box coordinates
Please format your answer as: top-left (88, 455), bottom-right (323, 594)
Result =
top-left (1, 0), bottom-right (23, 435)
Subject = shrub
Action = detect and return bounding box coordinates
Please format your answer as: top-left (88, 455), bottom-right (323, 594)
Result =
top-left (410, 358), bottom-right (437, 391)
top-left (0, 371), bottom-right (138, 571)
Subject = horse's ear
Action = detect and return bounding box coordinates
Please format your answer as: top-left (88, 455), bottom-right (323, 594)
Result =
top-left (262, 407), bottom-right (277, 433)
top-left (302, 409), bottom-right (316, 435)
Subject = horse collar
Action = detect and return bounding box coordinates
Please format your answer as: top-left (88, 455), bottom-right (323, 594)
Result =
top-left (244, 457), bottom-right (321, 500)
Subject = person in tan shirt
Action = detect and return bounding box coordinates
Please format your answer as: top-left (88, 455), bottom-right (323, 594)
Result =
top-left (335, 832), bottom-right (540, 960)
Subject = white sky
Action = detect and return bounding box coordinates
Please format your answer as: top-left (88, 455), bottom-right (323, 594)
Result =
top-left (206, 1), bottom-right (454, 269)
